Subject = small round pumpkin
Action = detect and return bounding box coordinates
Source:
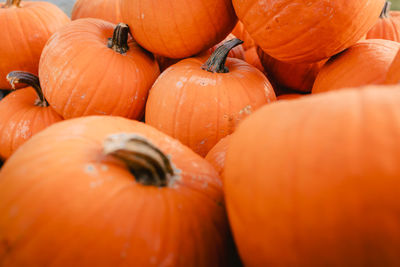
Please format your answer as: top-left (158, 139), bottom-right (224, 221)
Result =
top-left (258, 48), bottom-right (326, 93)
top-left (0, 71), bottom-right (62, 160)
top-left (120, 0), bottom-right (237, 59)
top-left (367, 1), bottom-right (400, 41)
top-left (71, 0), bottom-right (123, 24)
top-left (0, 116), bottom-right (233, 266)
top-left (233, 0), bottom-right (385, 63)
top-left (386, 49), bottom-right (400, 84)
top-left (146, 39), bottom-right (276, 157)
top-left (225, 85), bottom-right (400, 266)
top-left (0, 0), bottom-right (70, 89)
top-left (312, 39), bottom-right (400, 94)
top-left (205, 135), bottom-right (231, 175)
top-left (39, 19), bottom-right (160, 119)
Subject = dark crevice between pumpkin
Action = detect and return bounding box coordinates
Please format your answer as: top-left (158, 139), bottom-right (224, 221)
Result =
top-left (380, 1), bottom-right (391, 18)
top-left (6, 71), bottom-right (49, 107)
top-left (201, 38), bottom-right (243, 73)
top-left (103, 133), bottom-right (179, 187)
top-left (0, 158), bottom-right (4, 169)
top-left (3, 0), bottom-right (21, 8)
top-left (107, 23), bottom-right (130, 54)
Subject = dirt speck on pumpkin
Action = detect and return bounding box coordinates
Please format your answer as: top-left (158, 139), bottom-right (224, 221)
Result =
top-left (239, 105), bottom-right (252, 115)
top-left (176, 81), bottom-right (183, 88)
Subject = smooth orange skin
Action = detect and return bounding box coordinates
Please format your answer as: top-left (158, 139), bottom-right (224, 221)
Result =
top-left (367, 11), bottom-right (400, 41)
top-left (39, 19), bottom-right (160, 120)
top-left (0, 1), bottom-right (69, 89)
top-left (205, 135), bottom-right (231, 175)
top-left (258, 48), bottom-right (326, 93)
top-left (233, 0), bottom-right (384, 63)
top-left (0, 116), bottom-right (232, 266)
top-left (313, 39), bottom-right (400, 94)
top-left (244, 47), bottom-right (264, 72)
top-left (277, 93), bottom-right (304, 101)
top-left (225, 85), bottom-right (400, 266)
top-left (120, 0), bottom-right (237, 59)
top-left (145, 57), bottom-right (276, 157)
top-left (0, 88), bottom-right (62, 160)
top-left (386, 49), bottom-right (400, 84)
top-left (231, 21), bottom-right (255, 51)
top-left (71, 0), bottom-right (123, 24)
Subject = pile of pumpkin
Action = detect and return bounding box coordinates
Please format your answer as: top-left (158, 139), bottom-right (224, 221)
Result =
top-left (1, 0), bottom-right (400, 265)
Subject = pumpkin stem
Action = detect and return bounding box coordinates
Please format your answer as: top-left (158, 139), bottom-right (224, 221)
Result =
top-left (103, 133), bottom-right (178, 187)
top-left (201, 38), bottom-right (243, 73)
top-left (107, 23), bottom-right (130, 54)
top-left (4, 0), bottom-right (21, 7)
top-left (380, 1), bottom-right (391, 18)
top-left (6, 71), bottom-right (49, 107)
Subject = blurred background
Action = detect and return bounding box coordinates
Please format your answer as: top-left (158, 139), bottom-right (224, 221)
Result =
top-left (31, 0), bottom-right (400, 17)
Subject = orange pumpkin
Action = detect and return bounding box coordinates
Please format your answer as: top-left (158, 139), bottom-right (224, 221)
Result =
top-left (313, 39), bottom-right (400, 94)
top-left (0, 72), bottom-right (62, 160)
top-left (277, 94), bottom-right (304, 101)
top-left (120, 0), bottom-right (237, 59)
top-left (258, 48), bottom-right (326, 93)
top-left (232, 21), bottom-right (255, 50)
top-left (39, 19), bottom-right (159, 119)
top-left (205, 135), bottom-right (231, 175)
top-left (367, 1), bottom-right (400, 41)
top-left (0, 116), bottom-right (233, 266)
top-left (146, 39), bottom-right (276, 157)
top-left (386, 49), bottom-right (400, 84)
top-left (225, 85), bottom-right (400, 266)
top-left (244, 47), bottom-right (264, 72)
top-left (71, 0), bottom-right (123, 24)
top-left (0, 0), bottom-right (69, 89)
top-left (233, 0), bottom-right (384, 63)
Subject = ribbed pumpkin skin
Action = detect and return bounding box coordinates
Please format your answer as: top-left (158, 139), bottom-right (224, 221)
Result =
top-left (71, 0), bottom-right (123, 24)
top-left (120, 0), bottom-right (237, 59)
top-left (367, 12), bottom-right (400, 41)
top-left (205, 135), bottom-right (231, 175)
top-left (0, 88), bottom-right (62, 160)
top-left (386, 49), bottom-right (400, 84)
top-left (0, 116), bottom-right (231, 266)
top-left (313, 39), bottom-right (400, 94)
top-left (258, 48), bottom-right (326, 93)
top-left (225, 86), bottom-right (400, 266)
top-left (145, 57), bottom-right (276, 157)
top-left (39, 19), bottom-right (160, 119)
top-left (233, 0), bottom-right (384, 63)
top-left (0, 1), bottom-right (69, 89)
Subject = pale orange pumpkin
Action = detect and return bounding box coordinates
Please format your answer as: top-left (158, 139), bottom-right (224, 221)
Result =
top-left (0, 0), bottom-right (69, 89)
top-left (71, 0), bottom-right (123, 24)
top-left (386, 49), bottom-right (400, 84)
top-left (146, 39), bottom-right (276, 157)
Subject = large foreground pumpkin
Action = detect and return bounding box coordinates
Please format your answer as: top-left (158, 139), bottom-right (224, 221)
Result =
top-left (0, 0), bottom-right (69, 89)
top-left (312, 39), bottom-right (400, 94)
top-left (120, 0), bottom-right (237, 58)
top-left (146, 39), bottom-right (276, 157)
top-left (233, 0), bottom-right (384, 63)
top-left (0, 116), bottom-right (233, 266)
top-left (39, 19), bottom-right (159, 119)
top-left (224, 85), bottom-right (400, 266)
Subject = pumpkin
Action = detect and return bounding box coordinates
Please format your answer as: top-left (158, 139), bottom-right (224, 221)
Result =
top-left (0, 0), bottom-right (69, 89)
top-left (120, 0), bottom-right (237, 59)
top-left (277, 94), bottom-right (304, 101)
top-left (367, 1), bottom-right (400, 42)
top-left (205, 135), bottom-right (231, 175)
top-left (224, 85), bottom-right (400, 266)
top-left (0, 71), bottom-right (62, 160)
top-left (258, 48), bottom-right (326, 93)
top-left (146, 39), bottom-right (276, 157)
top-left (312, 39), bottom-right (400, 94)
top-left (71, 0), bottom-right (123, 24)
top-left (244, 47), bottom-right (264, 72)
top-left (0, 116), bottom-right (234, 266)
top-left (233, 0), bottom-right (384, 63)
top-left (39, 19), bottom-right (159, 119)
top-left (207, 34), bottom-right (245, 60)
top-left (386, 49), bottom-right (400, 84)
top-left (232, 21), bottom-right (255, 50)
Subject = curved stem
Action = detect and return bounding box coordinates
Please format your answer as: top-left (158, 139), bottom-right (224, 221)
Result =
top-left (201, 38), bottom-right (243, 73)
top-left (380, 1), bottom-right (391, 18)
top-left (103, 133), bottom-right (178, 187)
top-left (6, 71), bottom-right (48, 107)
top-left (4, 0), bottom-right (21, 7)
top-left (107, 23), bottom-right (130, 54)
